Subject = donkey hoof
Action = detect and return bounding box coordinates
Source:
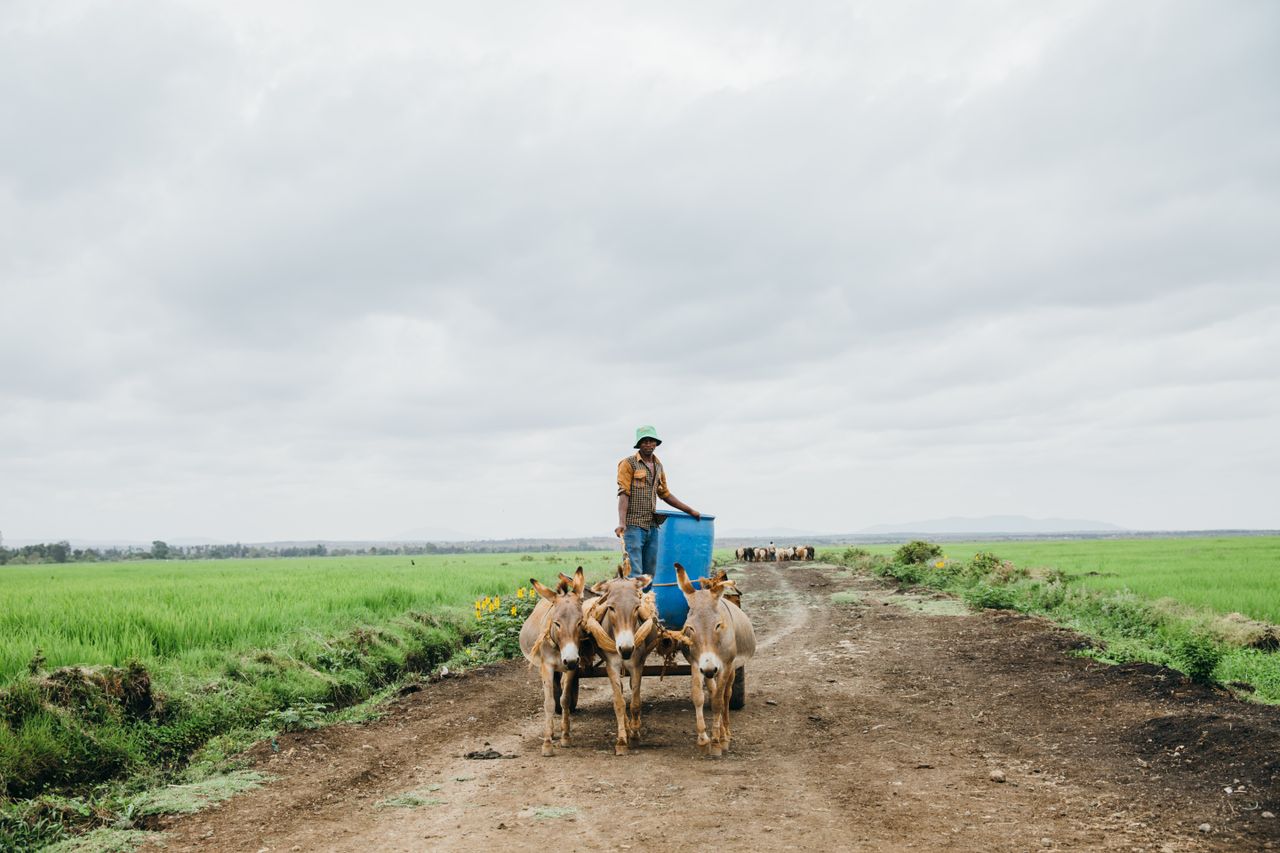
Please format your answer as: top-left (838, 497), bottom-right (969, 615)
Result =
top-left (559, 736), bottom-right (571, 747)
top-left (708, 745), bottom-right (723, 758)
top-left (615, 742), bottom-right (629, 756)
top-left (542, 744), bottom-right (555, 757)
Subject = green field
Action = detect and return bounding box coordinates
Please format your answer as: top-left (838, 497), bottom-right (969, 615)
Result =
top-left (798, 535), bottom-right (1280, 706)
top-left (4, 535), bottom-right (1277, 844)
top-left (721, 536), bottom-right (1279, 623)
top-left (902, 536), bottom-right (1280, 624)
top-left (0, 550), bottom-right (621, 828)
top-left (0, 552), bottom-right (616, 685)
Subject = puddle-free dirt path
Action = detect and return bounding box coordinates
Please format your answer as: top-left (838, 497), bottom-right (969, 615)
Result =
top-left (146, 563), bottom-right (1280, 852)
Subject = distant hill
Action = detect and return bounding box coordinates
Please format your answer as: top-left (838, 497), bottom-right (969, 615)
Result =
top-left (858, 515), bottom-right (1125, 535)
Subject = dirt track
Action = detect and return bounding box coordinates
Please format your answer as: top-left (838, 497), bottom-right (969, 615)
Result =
top-left (146, 562), bottom-right (1280, 851)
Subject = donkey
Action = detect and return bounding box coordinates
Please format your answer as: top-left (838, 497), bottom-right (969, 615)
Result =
top-left (519, 567), bottom-right (587, 756)
top-left (583, 561), bottom-right (657, 754)
top-left (675, 563), bottom-right (755, 757)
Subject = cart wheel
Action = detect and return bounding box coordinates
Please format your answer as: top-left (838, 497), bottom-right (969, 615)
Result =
top-left (729, 665), bottom-right (746, 710)
top-left (553, 672), bottom-right (580, 714)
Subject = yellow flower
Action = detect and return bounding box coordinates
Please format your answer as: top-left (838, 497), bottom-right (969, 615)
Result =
top-left (517, 588), bottom-right (525, 598)
top-left (935, 560), bottom-right (945, 568)
top-left (510, 606), bottom-right (517, 616)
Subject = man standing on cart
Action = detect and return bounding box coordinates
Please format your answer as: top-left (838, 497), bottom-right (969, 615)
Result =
top-left (615, 425), bottom-right (702, 575)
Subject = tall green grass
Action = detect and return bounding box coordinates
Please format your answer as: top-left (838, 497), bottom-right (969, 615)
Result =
top-left (0, 552), bottom-right (615, 810)
top-left (0, 553), bottom-right (609, 684)
top-left (933, 537), bottom-right (1280, 623)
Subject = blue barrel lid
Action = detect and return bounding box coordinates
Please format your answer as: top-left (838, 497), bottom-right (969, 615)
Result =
top-left (655, 509), bottom-right (717, 521)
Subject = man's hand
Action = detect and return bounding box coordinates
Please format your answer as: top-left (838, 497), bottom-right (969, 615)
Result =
top-left (690, 510), bottom-right (702, 520)
top-left (614, 526), bottom-right (625, 538)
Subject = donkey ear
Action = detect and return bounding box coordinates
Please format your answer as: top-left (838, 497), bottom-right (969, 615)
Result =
top-left (530, 578), bottom-right (558, 601)
top-left (591, 578), bottom-right (610, 594)
top-left (675, 563), bottom-right (697, 597)
top-left (633, 574), bottom-right (652, 590)
top-left (572, 566), bottom-right (586, 596)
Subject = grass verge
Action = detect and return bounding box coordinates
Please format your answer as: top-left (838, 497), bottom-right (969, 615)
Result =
top-left (822, 542), bottom-right (1280, 703)
top-left (0, 580), bottom-right (543, 851)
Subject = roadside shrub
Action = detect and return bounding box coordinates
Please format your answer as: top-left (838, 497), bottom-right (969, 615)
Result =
top-left (988, 561), bottom-right (1029, 585)
top-left (1027, 582), bottom-right (1068, 611)
top-left (1094, 596), bottom-right (1163, 638)
top-left (0, 801), bottom-right (68, 851)
top-left (894, 540), bottom-right (942, 565)
top-left (968, 551), bottom-right (1003, 575)
top-left (1042, 569), bottom-right (1072, 585)
top-left (264, 702), bottom-right (328, 732)
top-left (1169, 631), bottom-right (1223, 684)
top-left (884, 562), bottom-right (925, 585)
top-left (964, 584), bottom-right (1019, 611)
top-left (468, 587), bottom-right (539, 664)
top-left (841, 547), bottom-right (871, 561)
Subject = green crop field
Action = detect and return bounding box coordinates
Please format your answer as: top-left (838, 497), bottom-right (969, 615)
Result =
top-left (0, 550), bottom-right (626, 844)
top-left (0, 550), bottom-right (627, 824)
top-left (736, 536), bottom-right (1278, 623)
top-left (789, 535), bottom-right (1280, 707)
top-left (925, 536), bottom-right (1280, 624)
top-left (0, 552), bottom-right (616, 685)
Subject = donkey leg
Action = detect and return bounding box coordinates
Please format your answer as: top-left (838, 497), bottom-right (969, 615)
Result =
top-left (626, 662), bottom-right (644, 742)
top-left (707, 675), bottom-right (724, 757)
top-left (720, 668), bottom-right (735, 751)
top-left (540, 664), bottom-right (557, 757)
top-left (605, 661), bottom-right (629, 755)
top-left (691, 672), bottom-right (711, 752)
top-left (558, 669), bottom-right (575, 747)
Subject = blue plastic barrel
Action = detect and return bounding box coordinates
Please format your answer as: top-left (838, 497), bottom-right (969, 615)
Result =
top-left (650, 510), bottom-right (716, 627)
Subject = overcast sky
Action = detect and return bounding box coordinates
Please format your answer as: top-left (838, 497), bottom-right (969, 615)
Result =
top-left (2, 0), bottom-right (1277, 543)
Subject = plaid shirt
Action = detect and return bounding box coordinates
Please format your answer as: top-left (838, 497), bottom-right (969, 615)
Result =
top-left (617, 453), bottom-right (671, 529)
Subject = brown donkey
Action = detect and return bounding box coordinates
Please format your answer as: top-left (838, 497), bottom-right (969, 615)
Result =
top-left (583, 561), bottom-right (658, 754)
top-left (675, 563), bottom-right (756, 756)
top-left (519, 567), bottom-right (587, 756)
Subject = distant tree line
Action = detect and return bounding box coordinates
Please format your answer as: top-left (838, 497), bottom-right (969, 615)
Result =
top-left (0, 538), bottom-right (604, 565)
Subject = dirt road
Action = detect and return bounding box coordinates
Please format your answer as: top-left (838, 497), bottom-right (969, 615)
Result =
top-left (147, 562), bottom-right (1280, 851)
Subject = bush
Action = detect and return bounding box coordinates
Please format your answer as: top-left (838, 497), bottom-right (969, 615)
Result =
top-left (968, 551), bottom-right (1003, 574)
top-left (468, 588), bottom-right (539, 664)
top-left (1169, 631), bottom-right (1223, 684)
top-left (884, 562), bottom-right (925, 585)
top-left (263, 702), bottom-right (328, 732)
top-left (963, 584), bottom-right (1020, 611)
top-left (894, 540), bottom-right (942, 565)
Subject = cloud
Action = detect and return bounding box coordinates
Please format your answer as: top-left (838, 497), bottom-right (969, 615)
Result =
top-left (2, 0), bottom-right (1277, 541)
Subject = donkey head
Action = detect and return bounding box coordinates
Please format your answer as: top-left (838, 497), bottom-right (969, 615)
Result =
top-left (585, 569), bottom-right (655, 660)
top-left (676, 563), bottom-right (733, 679)
top-left (529, 566), bottom-right (586, 670)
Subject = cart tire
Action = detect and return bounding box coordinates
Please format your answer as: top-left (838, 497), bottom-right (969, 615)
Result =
top-left (553, 672), bottom-right (580, 714)
top-left (729, 666), bottom-right (746, 710)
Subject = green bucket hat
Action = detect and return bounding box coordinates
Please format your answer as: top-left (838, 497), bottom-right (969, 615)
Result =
top-left (633, 425), bottom-right (663, 448)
